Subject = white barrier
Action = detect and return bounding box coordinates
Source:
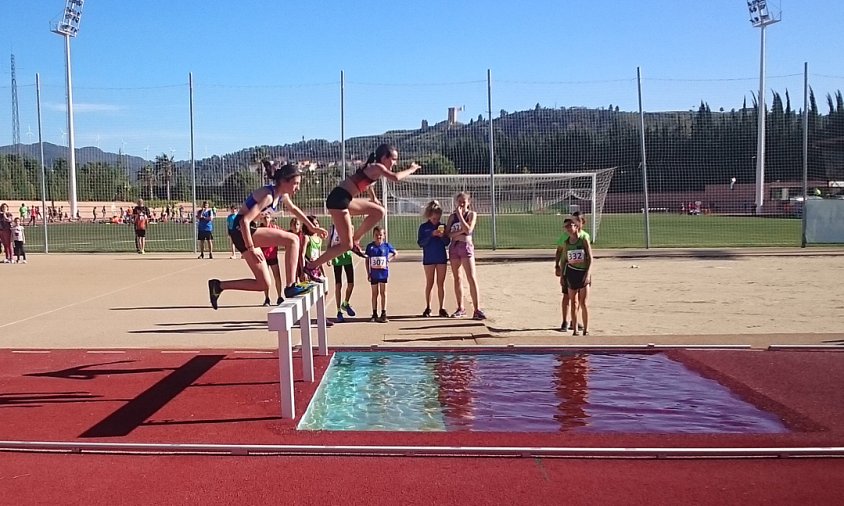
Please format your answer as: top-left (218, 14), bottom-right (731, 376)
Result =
top-left (267, 281), bottom-right (329, 419)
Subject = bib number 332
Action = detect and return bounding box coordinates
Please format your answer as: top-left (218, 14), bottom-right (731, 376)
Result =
top-left (567, 249), bottom-right (585, 264)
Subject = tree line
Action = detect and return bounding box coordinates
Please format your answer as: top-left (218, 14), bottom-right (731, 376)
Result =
top-left (1, 89), bottom-right (842, 203)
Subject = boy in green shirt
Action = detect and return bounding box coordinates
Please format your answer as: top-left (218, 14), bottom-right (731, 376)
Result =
top-left (329, 225), bottom-right (357, 322)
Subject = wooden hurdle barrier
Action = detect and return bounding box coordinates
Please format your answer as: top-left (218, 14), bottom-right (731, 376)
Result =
top-left (267, 280), bottom-right (329, 419)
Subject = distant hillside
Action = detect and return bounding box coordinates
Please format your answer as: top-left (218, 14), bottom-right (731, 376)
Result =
top-left (0, 142), bottom-right (148, 176)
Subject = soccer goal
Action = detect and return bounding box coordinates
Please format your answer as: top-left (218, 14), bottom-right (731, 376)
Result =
top-left (383, 169), bottom-right (615, 249)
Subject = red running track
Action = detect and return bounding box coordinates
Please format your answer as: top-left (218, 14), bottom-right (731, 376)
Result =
top-left (1, 348), bottom-right (843, 504)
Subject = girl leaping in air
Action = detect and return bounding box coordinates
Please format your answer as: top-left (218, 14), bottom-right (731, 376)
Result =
top-left (302, 143), bottom-right (419, 279)
top-left (208, 161), bottom-right (327, 309)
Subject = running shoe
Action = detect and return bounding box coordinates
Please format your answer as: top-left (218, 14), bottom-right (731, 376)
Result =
top-left (350, 242), bottom-right (366, 258)
top-left (472, 309), bottom-right (487, 320)
top-left (422, 308), bottom-right (432, 317)
top-left (377, 310), bottom-right (389, 323)
top-left (572, 330), bottom-right (580, 337)
top-left (198, 254), bottom-right (204, 259)
top-left (341, 302), bottom-right (356, 317)
top-left (284, 283), bottom-right (314, 298)
top-left (438, 309), bottom-right (449, 318)
top-left (336, 312), bottom-right (345, 323)
top-left (276, 297), bottom-right (284, 305)
top-left (262, 297), bottom-right (271, 307)
top-left (369, 311), bottom-right (378, 322)
top-left (560, 321), bottom-right (569, 331)
top-left (451, 308), bottom-right (466, 318)
top-left (208, 279), bottom-right (222, 310)
top-left (209, 253), bottom-right (213, 259)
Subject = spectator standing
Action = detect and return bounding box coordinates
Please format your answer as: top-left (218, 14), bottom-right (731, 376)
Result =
top-left (447, 192), bottom-right (485, 320)
top-left (196, 201), bottom-right (215, 259)
top-left (226, 205), bottom-right (239, 259)
top-left (12, 217), bottom-right (26, 263)
top-left (417, 200), bottom-right (450, 317)
top-left (133, 199), bottom-right (151, 254)
top-left (365, 226), bottom-right (397, 323)
top-left (329, 225), bottom-right (357, 323)
top-left (0, 203), bottom-right (13, 263)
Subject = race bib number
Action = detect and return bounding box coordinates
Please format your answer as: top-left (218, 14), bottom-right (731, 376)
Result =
top-left (450, 222), bottom-right (461, 233)
top-left (330, 227), bottom-right (341, 246)
top-left (369, 256), bottom-right (387, 270)
top-left (567, 249), bottom-right (585, 264)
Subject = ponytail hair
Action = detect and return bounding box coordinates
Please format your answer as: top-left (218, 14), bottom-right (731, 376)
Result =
top-left (363, 143), bottom-right (396, 168)
top-left (423, 199), bottom-right (443, 218)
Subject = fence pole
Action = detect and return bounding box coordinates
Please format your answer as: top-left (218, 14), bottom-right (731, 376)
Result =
top-left (189, 72), bottom-right (197, 254)
top-left (637, 67), bottom-right (652, 248)
top-left (337, 70), bottom-right (345, 217)
top-left (36, 73), bottom-right (49, 253)
top-left (801, 62), bottom-right (808, 248)
top-left (487, 69), bottom-right (497, 250)
top-left (340, 70), bottom-right (346, 176)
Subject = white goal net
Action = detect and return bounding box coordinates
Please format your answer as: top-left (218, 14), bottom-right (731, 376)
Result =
top-left (383, 169), bottom-right (614, 249)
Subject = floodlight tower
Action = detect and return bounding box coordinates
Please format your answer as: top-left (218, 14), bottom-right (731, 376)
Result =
top-left (747, 0), bottom-right (780, 215)
top-left (52, 0), bottom-right (85, 218)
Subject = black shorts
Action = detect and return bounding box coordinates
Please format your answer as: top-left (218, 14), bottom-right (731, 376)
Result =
top-left (197, 230), bottom-right (213, 241)
top-left (229, 216), bottom-right (257, 253)
top-left (135, 229), bottom-right (146, 238)
top-left (333, 263), bottom-right (355, 283)
top-left (266, 257), bottom-right (279, 266)
top-left (564, 268), bottom-right (590, 291)
top-left (326, 186), bottom-right (353, 210)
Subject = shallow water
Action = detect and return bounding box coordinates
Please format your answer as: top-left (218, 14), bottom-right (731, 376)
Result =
top-left (298, 351), bottom-right (788, 433)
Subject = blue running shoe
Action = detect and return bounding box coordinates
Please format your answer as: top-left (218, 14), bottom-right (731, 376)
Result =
top-left (336, 312), bottom-right (345, 323)
top-left (284, 283), bottom-right (314, 298)
top-left (341, 301), bottom-right (356, 317)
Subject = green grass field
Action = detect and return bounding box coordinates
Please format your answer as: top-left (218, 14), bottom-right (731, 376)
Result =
top-left (18, 213), bottom-right (808, 253)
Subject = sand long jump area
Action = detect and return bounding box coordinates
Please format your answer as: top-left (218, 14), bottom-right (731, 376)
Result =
top-left (0, 251), bottom-right (842, 349)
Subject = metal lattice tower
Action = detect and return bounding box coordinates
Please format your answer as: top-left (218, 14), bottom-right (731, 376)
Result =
top-left (11, 54), bottom-right (21, 153)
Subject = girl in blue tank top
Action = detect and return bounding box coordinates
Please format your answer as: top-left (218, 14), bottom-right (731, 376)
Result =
top-left (207, 161), bottom-right (327, 309)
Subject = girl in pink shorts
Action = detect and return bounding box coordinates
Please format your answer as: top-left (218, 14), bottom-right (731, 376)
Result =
top-left (447, 192), bottom-right (485, 320)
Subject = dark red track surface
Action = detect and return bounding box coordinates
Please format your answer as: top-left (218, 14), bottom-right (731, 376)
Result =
top-left (2, 348), bottom-right (843, 504)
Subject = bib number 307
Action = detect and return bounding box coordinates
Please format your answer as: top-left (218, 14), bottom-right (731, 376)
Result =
top-left (369, 256), bottom-right (387, 269)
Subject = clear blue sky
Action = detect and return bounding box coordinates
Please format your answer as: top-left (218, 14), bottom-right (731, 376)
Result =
top-left (1, 0), bottom-right (841, 160)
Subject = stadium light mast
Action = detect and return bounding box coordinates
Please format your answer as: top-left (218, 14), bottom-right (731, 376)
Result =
top-left (52, 0), bottom-right (85, 219)
top-left (747, 0), bottom-right (780, 215)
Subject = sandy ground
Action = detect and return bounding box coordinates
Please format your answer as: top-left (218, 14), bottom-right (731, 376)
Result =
top-left (0, 251), bottom-right (842, 349)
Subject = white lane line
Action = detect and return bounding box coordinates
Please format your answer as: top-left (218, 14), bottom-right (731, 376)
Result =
top-left (86, 350), bottom-right (127, 354)
top-left (11, 350), bottom-right (51, 354)
top-left (0, 262), bottom-right (207, 331)
top-left (233, 350), bottom-right (273, 354)
top-left (160, 350), bottom-right (199, 354)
